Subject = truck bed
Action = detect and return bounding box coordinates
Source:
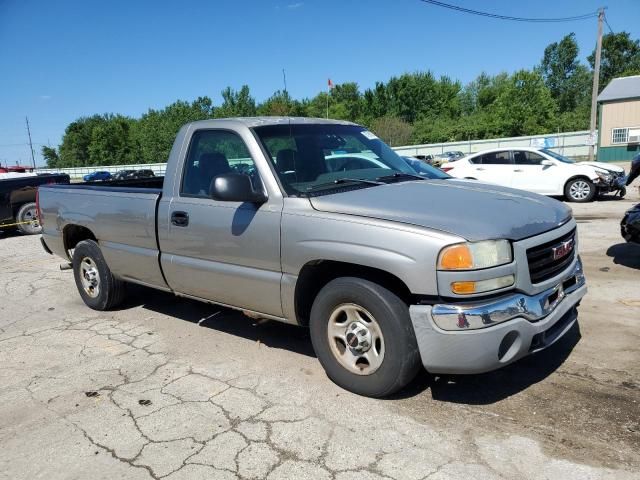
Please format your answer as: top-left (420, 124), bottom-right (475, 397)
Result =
top-left (80, 176), bottom-right (164, 190)
top-left (39, 180), bottom-right (167, 289)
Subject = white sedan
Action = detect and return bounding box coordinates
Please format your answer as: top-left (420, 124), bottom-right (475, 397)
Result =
top-left (441, 147), bottom-right (626, 202)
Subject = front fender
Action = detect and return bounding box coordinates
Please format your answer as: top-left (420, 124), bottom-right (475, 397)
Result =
top-left (281, 200), bottom-right (460, 296)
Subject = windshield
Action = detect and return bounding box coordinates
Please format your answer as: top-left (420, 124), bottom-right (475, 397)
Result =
top-left (402, 157), bottom-right (450, 179)
top-left (542, 149), bottom-right (575, 164)
top-left (253, 124), bottom-right (415, 195)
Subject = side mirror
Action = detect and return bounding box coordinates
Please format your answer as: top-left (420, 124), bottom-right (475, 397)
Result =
top-left (210, 173), bottom-right (267, 204)
top-left (541, 159), bottom-right (554, 166)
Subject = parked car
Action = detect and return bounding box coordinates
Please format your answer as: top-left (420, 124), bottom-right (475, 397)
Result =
top-left (441, 147), bottom-right (625, 202)
top-left (402, 156), bottom-right (451, 179)
top-left (621, 203), bottom-right (640, 244)
top-left (0, 173), bottom-right (69, 234)
top-left (83, 171), bottom-right (112, 182)
top-left (413, 154), bottom-right (434, 164)
top-left (113, 170), bottom-right (137, 181)
top-left (39, 118), bottom-right (587, 397)
top-left (135, 169), bottom-right (155, 178)
top-left (443, 151), bottom-right (465, 161)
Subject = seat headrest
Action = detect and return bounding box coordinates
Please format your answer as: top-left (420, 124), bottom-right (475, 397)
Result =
top-left (200, 152), bottom-right (230, 172)
top-left (276, 149), bottom-right (297, 172)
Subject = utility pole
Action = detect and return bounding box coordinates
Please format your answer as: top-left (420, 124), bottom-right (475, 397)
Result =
top-left (588, 8), bottom-right (605, 161)
top-left (25, 116), bottom-right (36, 169)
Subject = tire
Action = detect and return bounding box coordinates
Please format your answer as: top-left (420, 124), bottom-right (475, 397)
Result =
top-left (619, 187), bottom-right (627, 198)
top-left (72, 240), bottom-right (126, 310)
top-left (564, 177), bottom-right (596, 203)
top-left (16, 202), bottom-right (42, 235)
top-left (309, 277), bottom-right (421, 398)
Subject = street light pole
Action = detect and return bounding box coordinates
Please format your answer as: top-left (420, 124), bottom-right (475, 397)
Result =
top-left (588, 8), bottom-right (604, 161)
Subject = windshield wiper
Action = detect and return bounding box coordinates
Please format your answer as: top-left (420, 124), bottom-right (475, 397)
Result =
top-left (306, 177), bottom-right (385, 192)
top-left (376, 172), bottom-right (425, 182)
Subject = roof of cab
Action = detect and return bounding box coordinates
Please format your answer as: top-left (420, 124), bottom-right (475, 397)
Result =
top-left (187, 117), bottom-right (359, 128)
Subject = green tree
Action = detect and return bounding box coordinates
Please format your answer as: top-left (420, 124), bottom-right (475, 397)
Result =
top-left (370, 116), bottom-right (413, 146)
top-left (492, 70), bottom-right (558, 137)
top-left (257, 90), bottom-right (305, 116)
top-left (136, 96), bottom-right (215, 164)
top-left (330, 82), bottom-right (363, 121)
top-left (215, 85), bottom-right (257, 117)
top-left (87, 115), bottom-right (140, 166)
top-left (41, 146), bottom-right (59, 167)
top-left (58, 115), bottom-right (110, 167)
top-left (539, 33), bottom-right (591, 113)
top-left (588, 32), bottom-right (640, 90)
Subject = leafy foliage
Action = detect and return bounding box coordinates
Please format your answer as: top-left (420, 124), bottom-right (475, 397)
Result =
top-left (588, 32), bottom-right (640, 91)
top-left (44, 30), bottom-right (640, 168)
top-left (370, 116), bottom-right (414, 146)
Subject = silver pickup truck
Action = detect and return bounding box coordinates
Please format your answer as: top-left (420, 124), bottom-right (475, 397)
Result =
top-left (39, 117), bottom-right (587, 397)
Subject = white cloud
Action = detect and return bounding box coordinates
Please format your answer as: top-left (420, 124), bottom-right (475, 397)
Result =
top-left (40, 95), bottom-right (52, 100)
top-left (287, 2), bottom-right (303, 8)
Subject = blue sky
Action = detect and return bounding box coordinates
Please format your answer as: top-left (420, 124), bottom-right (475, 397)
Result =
top-left (1, 0), bottom-right (639, 167)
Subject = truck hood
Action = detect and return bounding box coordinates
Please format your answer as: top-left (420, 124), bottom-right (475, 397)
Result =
top-left (309, 180), bottom-right (572, 242)
top-left (578, 161), bottom-right (624, 173)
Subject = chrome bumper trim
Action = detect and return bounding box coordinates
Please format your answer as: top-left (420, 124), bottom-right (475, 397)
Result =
top-left (431, 257), bottom-right (585, 330)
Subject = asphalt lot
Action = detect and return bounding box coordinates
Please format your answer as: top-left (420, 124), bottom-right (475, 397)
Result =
top-left (0, 194), bottom-right (639, 480)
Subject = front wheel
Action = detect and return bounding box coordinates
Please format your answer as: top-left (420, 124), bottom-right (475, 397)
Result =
top-left (16, 202), bottom-right (42, 235)
top-left (72, 240), bottom-right (126, 310)
top-left (565, 177), bottom-right (596, 202)
top-left (309, 277), bottom-right (421, 398)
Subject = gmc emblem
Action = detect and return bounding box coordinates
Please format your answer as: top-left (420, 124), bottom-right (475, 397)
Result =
top-left (552, 239), bottom-right (574, 260)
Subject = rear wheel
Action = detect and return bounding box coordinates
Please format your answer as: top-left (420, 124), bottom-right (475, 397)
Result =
top-left (72, 240), bottom-right (126, 310)
top-left (564, 177), bottom-right (596, 202)
top-left (309, 277), bottom-right (421, 398)
top-left (16, 202), bottom-right (41, 235)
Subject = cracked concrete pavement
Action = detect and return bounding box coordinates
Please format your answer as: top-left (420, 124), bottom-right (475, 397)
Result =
top-left (0, 197), bottom-right (639, 479)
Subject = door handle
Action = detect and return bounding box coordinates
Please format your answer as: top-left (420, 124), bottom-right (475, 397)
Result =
top-left (514, 169), bottom-right (524, 172)
top-left (476, 167), bottom-right (486, 171)
top-left (171, 211), bottom-right (189, 227)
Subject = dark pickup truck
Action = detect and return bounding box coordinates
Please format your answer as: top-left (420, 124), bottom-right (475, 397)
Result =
top-left (0, 173), bottom-right (69, 234)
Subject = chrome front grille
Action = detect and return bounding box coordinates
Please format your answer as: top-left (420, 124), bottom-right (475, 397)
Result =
top-left (526, 228), bottom-right (576, 284)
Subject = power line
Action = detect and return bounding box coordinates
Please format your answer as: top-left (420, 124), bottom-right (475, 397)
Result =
top-left (418, 0), bottom-right (598, 23)
top-left (0, 142), bottom-right (47, 147)
top-left (603, 14), bottom-right (614, 34)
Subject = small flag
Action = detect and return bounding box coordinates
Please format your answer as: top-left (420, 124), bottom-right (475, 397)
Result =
top-left (328, 78), bottom-right (334, 89)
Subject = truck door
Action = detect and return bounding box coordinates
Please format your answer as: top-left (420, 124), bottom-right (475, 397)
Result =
top-left (158, 129), bottom-right (283, 317)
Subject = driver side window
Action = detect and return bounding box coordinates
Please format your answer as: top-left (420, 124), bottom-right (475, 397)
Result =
top-left (514, 151), bottom-right (545, 165)
top-left (181, 130), bottom-right (258, 198)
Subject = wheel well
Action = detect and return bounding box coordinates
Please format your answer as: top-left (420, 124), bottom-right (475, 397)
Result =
top-left (294, 260), bottom-right (412, 326)
top-left (564, 175), bottom-right (593, 188)
top-left (63, 225), bottom-right (97, 256)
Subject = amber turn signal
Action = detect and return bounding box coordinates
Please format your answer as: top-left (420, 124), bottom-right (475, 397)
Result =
top-left (438, 244), bottom-right (473, 270)
top-left (451, 281), bottom-right (476, 294)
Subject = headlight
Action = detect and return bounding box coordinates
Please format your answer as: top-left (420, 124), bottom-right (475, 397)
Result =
top-left (438, 240), bottom-right (512, 270)
top-left (596, 171), bottom-right (612, 182)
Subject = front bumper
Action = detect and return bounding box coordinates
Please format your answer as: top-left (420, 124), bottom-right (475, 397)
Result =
top-left (596, 174), bottom-right (626, 192)
top-left (409, 259), bottom-right (587, 374)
